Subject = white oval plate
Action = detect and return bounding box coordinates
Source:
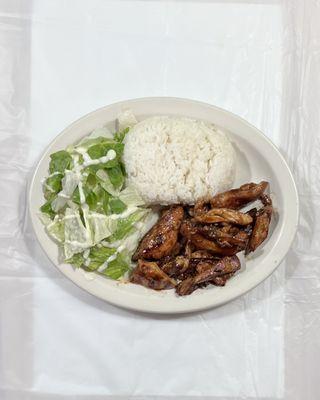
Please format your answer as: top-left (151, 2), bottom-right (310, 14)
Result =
top-left (29, 97), bottom-right (299, 314)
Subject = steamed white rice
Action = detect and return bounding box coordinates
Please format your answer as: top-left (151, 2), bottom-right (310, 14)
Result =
top-left (123, 116), bottom-right (236, 205)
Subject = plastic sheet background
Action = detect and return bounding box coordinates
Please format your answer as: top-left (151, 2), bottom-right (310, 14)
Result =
top-left (0, 1), bottom-right (319, 399)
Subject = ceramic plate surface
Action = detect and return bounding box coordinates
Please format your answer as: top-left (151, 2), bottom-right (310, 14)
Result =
top-left (29, 97), bottom-right (299, 314)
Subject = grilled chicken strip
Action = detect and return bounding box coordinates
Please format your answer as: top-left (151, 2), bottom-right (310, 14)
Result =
top-left (246, 203), bottom-right (273, 254)
top-left (197, 224), bottom-right (249, 249)
top-left (194, 208), bottom-right (253, 225)
top-left (132, 205), bottom-right (184, 261)
top-left (176, 256), bottom-right (241, 296)
top-left (194, 181), bottom-right (268, 212)
top-left (130, 259), bottom-right (176, 290)
top-left (180, 220), bottom-right (239, 255)
top-left (161, 256), bottom-right (193, 280)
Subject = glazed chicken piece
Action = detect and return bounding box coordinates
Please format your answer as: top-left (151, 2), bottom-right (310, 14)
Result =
top-left (190, 249), bottom-right (217, 259)
top-left (132, 205), bottom-right (184, 261)
top-left (246, 197), bottom-right (273, 254)
top-left (197, 224), bottom-right (250, 249)
top-left (176, 256), bottom-right (241, 296)
top-left (194, 181), bottom-right (268, 212)
top-left (180, 220), bottom-right (239, 256)
top-left (130, 259), bottom-right (176, 290)
top-left (194, 208), bottom-right (253, 225)
top-left (195, 259), bottom-right (236, 285)
top-left (161, 255), bottom-right (194, 280)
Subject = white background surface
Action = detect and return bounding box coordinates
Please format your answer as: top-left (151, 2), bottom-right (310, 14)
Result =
top-left (0, 1), bottom-right (319, 399)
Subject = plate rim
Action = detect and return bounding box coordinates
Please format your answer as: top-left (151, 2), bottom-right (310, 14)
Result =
top-left (28, 96), bottom-right (299, 314)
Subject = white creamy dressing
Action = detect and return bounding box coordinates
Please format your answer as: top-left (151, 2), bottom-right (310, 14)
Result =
top-left (83, 151), bottom-right (116, 167)
top-left (57, 192), bottom-right (70, 199)
top-left (76, 147), bottom-right (116, 168)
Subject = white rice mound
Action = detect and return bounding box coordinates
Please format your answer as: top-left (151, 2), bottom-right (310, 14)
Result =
top-left (123, 116), bottom-right (236, 205)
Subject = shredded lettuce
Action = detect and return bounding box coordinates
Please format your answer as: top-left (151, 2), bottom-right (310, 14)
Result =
top-left (109, 198), bottom-right (127, 214)
top-left (64, 208), bottom-right (92, 259)
top-left (108, 209), bottom-right (148, 242)
top-left (44, 173), bottom-right (63, 200)
top-left (114, 127), bottom-right (129, 143)
top-left (118, 186), bottom-right (144, 207)
top-left (49, 150), bottom-right (73, 174)
top-left (40, 111), bottom-right (155, 281)
top-left (51, 170), bottom-right (79, 212)
top-left (101, 252), bottom-right (129, 279)
top-left (65, 253), bottom-right (84, 268)
top-left (85, 190), bottom-right (98, 211)
top-left (107, 165), bottom-right (125, 189)
top-left (117, 109), bottom-right (137, 131)
top-left (87, 142), bottom-right (123, 162)
top-left (89, 212), bottom-right (117, 244)
top-left (76, 136), bottom-right (111, 151)
top-left (46, 217), bottom-right (65, 243)
top-left (40, 199), bottom-right (56, 219)
top-left (96, 169), bottom-right (120, 197)
top-left (86, 246), bottom-right (116, 271)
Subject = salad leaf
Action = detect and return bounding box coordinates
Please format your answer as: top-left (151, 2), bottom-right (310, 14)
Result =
top-left (102, 190), bottom-right (111, 215)
top-left (107, 165), bottom-right (124, 189)
top-left (89, 212), bottom-right (117, 244)
top-left (49, 150), bottom-right (72, 174)
top-left (52, 170), bottom-right (79, 212)
top-left (44, 173), bottom-right (63, 200)
top-left (87, 142), bottom-right (124, 160)
top-left (86, 190), bottom-right (98, 211)
top-left (64, 208), bottom-right (92, 259)
top-left (76, 128), bottom-right (114, 149)
top-left (87, 246), bottom-right (116, 270)
top-left (87, 143), bottom-right (108, 160)
top-left (117, 109), bottom-right (137, 131)
top-left (108, 210), bottom-right (147, 242)
top-left (40, 199), bottom-right (56, 219)
top-left (46, 217), bottom-right (65, 243)
top-left (109, 198), bottom-right (127, 214)
top-left (101, 252), bottom-right (129, 279)
top-left (96, 169), bottom-right (120, 197)
top-left (72, 187), bottom-right (80, 205)
top-left (65, 253), bottom-right (84, 268)
top-left (118, 186), bottom-right (144, 207)
top-left (85, 173), bottom-right (97, 189)
top-left (114, 127), bottom-right (129, 143)
top-left (40, 111), bottom-right (151, 281)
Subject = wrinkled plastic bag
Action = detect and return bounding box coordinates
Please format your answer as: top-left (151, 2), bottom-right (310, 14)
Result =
top-left (0, 0), bottom-right (319, 399)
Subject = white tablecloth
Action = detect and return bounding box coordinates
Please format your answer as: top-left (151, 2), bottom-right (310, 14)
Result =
top-left (0, 1), bottom-right (319, 399)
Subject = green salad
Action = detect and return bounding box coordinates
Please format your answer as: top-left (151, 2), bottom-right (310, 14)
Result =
top-left (39, 124), bottom-right (155, 279)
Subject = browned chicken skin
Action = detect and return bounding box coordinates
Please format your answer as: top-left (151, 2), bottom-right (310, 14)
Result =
top-left (195, 181), bottom-right (268, 212)
top-left (130, 259), bottom-right (176, 290)
top-left (132, 205), bottom-right (184, 261)
top-left (194, 208), bottom-right (253, 225)
top-left (176, 256), bottom-right (241, 296)
top-left (246, 198), bottom-right (273, 254)
top-left (180, 220), bottom-right (239, 255)
top-left (197, 224), bottom-right (250, 249)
